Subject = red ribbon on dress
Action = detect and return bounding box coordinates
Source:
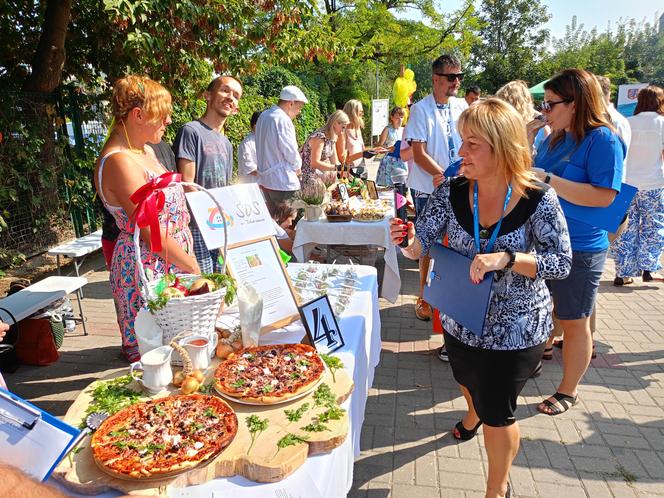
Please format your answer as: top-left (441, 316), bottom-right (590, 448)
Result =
top-left (129, 172), bottom-right (181, 253)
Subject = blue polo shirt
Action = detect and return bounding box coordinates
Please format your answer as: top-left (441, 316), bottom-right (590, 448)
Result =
top-left (534, 127), bottom-right (625, 252)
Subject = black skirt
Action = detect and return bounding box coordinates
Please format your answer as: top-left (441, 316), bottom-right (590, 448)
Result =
top-left (444, 332), bottom-right (546, 427)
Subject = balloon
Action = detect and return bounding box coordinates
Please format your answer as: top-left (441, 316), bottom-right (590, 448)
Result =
top-left (392, 69), bottom-right (417, 124)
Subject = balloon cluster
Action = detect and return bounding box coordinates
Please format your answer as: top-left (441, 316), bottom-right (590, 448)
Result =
top-left (392, 68), bottom-right (417, 124)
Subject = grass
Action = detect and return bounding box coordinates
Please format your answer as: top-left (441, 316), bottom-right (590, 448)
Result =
top-left (606, 465), bottom-right (638, 484)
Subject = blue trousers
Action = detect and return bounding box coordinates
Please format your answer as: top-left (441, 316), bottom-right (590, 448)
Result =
top-left (613, 188), bottom-right (664, 277)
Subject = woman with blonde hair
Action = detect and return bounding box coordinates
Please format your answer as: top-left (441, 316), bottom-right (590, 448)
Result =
top-left (533, 68), bottom-right (626, 416)
top-left (390, 98), bottom-right (571, 498)
top-left (495, 80), bottom-right (550, 148)
top-left (299, 109), bottom-right (349, 188)
top-left (94, 75), bottom-right (198, 362)
top-left (336, 99), bottom-right (384, 179)
top-left (376, 106), bottom-right (407, 186)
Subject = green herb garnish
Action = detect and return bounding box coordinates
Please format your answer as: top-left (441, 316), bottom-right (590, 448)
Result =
top-left (204, 273), bottom-right (237, 306)
top-left (145, 443), bottom-right (165, 453)
top-left (189, 421), bottom-right (204, 433)
top-left (284, 403), bottom-right (310, 423)
top-left (317, 406), bottom-right (346, 423)
top-left (274, 433), bottom-right (309, 456)
top-left (297, 359), bottom-right (310, 368)
top-left (320, 354), bottom-right (344, 383)
top-left (231, 378), bottom-right (246, 389)
top-left (246, 415), bottom-right (269, 454)
top-left (204, 408), bottom-right (218, 418)
top-left (109, 428), bottom-right (129, 438)
top-left (262, 384), bottom-right (275, 393)
top-left (154, 404), bottom-right (166, 416)
top-left (302, 421), bottom-right (329, 432)
top-left (199, 381), bottom-right (215, 394)
top-left (81, 375), bottom-right (141, 429)
top-left (312, 383), bottom-right (336, 408)
top-left (290, 371), bottom-right (301, 380)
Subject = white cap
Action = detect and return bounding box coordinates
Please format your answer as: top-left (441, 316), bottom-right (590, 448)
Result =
top-left (279, 85), bottom-right (309, 104)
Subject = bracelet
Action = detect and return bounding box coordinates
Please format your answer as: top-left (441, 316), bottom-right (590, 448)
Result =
top-left (504, 249), bottom-right (516, 269)
top-left (544, 173), bottom-right (552, 184)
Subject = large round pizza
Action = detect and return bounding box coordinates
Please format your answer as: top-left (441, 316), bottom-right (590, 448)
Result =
top-left (91, 394), bottom-right (237, 479)
top-left (214, 344), bottom-right (326, 404)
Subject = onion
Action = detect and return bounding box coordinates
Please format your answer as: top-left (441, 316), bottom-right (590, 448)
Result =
top-left (172, 370), bottom-right (186, 387)
top-left (180, 376), bottom-right (200, 394)
top-left (216, 343), bottom-right (234, 359)
top-left (191, 370), bottom-right (205, 383)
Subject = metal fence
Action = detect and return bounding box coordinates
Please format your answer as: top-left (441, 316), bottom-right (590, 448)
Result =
top-left (0, 86), bottom-right (108, 267)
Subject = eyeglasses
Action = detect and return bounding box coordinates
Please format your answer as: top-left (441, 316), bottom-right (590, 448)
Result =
top-left (434, 72), bottom-right (464, 82)
top-left (540, 99), bottom-right (571, 112)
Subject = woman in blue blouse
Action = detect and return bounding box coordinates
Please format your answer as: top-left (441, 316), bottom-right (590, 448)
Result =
top-left (533, 69), bottom-right (625, 416)
top-left (391, 99), bottom-right (571, 498)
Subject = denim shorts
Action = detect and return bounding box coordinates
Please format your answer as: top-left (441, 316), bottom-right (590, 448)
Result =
top-left (549, 250), bottom-right (607, 320)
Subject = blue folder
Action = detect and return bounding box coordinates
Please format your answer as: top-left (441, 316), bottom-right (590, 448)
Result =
top-left (423, 244), bottom-right (493, 337)
top-left (559, 183), bottom-right (637, 233)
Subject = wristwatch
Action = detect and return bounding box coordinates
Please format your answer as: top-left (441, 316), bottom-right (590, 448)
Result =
top-left (544, 173), bottom-right (552, 184)
top-left (504, 249), bottom-right (516, 269)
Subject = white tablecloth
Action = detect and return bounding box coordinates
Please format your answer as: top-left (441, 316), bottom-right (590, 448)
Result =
top-left (292, 217), bottom-right (400, 303)
top-left (58, 263), bottom-right (382, 498)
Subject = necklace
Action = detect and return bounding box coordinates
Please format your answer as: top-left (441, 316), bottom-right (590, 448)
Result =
top-left (120, 120), bottom-right (146, 155)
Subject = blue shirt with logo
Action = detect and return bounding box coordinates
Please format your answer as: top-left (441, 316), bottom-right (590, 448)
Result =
top-left (534, 126), bottom-right (625, 252)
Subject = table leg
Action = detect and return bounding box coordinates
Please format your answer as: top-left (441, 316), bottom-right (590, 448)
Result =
top-left (75, 289), bottom-right (88, 336)
top-left (56, 255), bottom-right (61, 276)
top-left (74, 258), bottom-right (84, 299)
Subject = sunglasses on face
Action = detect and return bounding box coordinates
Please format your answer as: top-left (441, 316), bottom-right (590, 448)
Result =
top-left (434, 72), bottom-right (464, 82)
top-left (540, 99), bottom-right (571, 112)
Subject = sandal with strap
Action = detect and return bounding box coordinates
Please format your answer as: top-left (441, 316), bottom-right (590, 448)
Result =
top-left (537, 392), bottom-right (578, 416)
top-left (452, 420), bottom-right (482, 441)
top-left (542, 347), bottom-right (553, 360)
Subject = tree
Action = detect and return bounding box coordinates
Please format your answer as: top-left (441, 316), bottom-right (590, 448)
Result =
top-left (470, 0), bottom-right (551, 92)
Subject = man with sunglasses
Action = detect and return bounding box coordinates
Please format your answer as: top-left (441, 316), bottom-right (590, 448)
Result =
top-left (403, 54), bottom-right (467, 360)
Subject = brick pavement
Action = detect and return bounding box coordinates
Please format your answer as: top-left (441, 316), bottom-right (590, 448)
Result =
top-left (4, 251), bottom-right (664, 497)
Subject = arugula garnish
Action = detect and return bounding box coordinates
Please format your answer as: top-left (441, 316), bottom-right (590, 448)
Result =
top-left (204, 408), bottom-right (218, 418)
top-left (297, 359), bottom-right (310, 368)
top-left (231, 378), bottom-right (246, 389)
top-left (320, 354), bottom-right (345, 383)
top-left (154, 404), bottom-right (166, 417)
top-left (81, 375), bottom-right (141, 429)
top-left (317, 406), bottom-right (346, 423)
top-left (262, 384), bottom-right (275, 393)
top-left (246, 415), bottom-right (269, 454)
top-left (274, 433), bottom-right (309, 456)
top-left (302, 421), bottom-right (329, 432)
top-left (290, 372), bottom-right (301, 380)
top-left (284, 403), bottom-right (310, 423)
top-left (109, 428), bottom-right (129, 438)
top-left (312, 383), bottom-right (336, 408)
top-left (189, 421), bottom-right (204, 433)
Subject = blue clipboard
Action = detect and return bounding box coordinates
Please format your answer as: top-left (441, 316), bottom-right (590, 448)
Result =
top-left (0, 387), bottom-right (81, 481)
top-left (560, 183), bottom-right (637, 233)
top-left (423, 244), bottom-right (493, 337)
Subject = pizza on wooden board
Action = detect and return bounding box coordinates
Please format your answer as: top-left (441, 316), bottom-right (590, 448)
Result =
top-left (214, 344), bottom-right (326, 404)
top-left (91, 394), bottom-right (237, 479)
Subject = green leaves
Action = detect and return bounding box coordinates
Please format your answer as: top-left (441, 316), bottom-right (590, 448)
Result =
top-left (246, 415), bottom-right (269, 454)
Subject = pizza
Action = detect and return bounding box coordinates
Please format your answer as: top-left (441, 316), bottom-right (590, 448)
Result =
top-left (214, 344), bottom-right (326, 404)
top-left (91, 394), bottom-right (237, 479)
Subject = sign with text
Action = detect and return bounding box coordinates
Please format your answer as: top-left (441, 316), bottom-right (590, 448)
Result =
top-left (298, 295), bottom-right (345, 354)
top-left (371, 99), bottom-right (389, 137)
top-left (186, 184), bottom-right (276, 249)
top-left (337, 183), bottom-right (350, 202)
top-left (617, 83), bottom-right (647, 118)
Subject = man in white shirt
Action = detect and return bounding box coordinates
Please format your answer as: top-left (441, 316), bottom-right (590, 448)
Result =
top-left (403, 54), bottom-right (467, 360)
top-left (255, 85), bottom-right (308, 208)
top-left (238, 111), bottom-right (261, 183)
top-left (597, 75), bottom-right (631, 164)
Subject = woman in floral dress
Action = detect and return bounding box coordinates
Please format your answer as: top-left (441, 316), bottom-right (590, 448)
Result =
top-left (94, 75), bottom-right (199, 362)
top-left (299, 110), bottom-right (349, 189)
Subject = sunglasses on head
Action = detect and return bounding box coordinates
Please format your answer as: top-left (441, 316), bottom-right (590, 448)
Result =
top-left (540, 99), bottom-right (571, 112)
top-left (434, 72), bottom-right (464, 82)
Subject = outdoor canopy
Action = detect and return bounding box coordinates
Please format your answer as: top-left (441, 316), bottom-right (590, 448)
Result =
top-left (529, 79), bottom-right (549, 100)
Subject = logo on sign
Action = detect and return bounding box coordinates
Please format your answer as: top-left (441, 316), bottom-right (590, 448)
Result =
top-left (627, 89), bottom-right (639, 100)
top-left (206, 207), bottom-right (235, 230)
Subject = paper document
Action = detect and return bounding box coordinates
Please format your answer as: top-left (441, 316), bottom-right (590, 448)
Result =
top-left (0, 388), bottom-right (81, 481)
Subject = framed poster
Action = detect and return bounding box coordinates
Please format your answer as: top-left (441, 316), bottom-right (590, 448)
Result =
top-left (298, 295), bottom-right (345, 354)
top-left (225, 236), bottom-right (300, 333)
top-left (371, 99), bottom-right (389, 137)
top-left (365, 180), bottom-right (379, 200)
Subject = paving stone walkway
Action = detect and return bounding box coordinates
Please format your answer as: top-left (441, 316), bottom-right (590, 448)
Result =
top-left (4, 251), bottom-right (664, 497)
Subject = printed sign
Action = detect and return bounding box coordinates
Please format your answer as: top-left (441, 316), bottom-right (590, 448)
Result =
top-left (617, 83), bottom-right (647, 118)
top-left (337, 183), bottom-right (350, 202)
top-left (186, 184), bottom-right (276, 249)
top-left (371, 99), bottom-right (389, 137)
top-left (366, 180), bottom-right (379, 200)
top-left (298, 296), bottom-right (345, 354)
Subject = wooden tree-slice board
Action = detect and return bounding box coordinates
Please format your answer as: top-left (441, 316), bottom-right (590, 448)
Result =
top-left (53, 359), bottom-right (353, 496)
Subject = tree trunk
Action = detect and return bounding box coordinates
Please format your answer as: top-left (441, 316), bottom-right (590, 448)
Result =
top-left (22, 0), bottom-right (73, 93)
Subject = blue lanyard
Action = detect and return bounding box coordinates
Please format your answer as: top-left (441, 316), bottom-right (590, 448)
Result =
top-left (473, 182), bottom-right (512, 254)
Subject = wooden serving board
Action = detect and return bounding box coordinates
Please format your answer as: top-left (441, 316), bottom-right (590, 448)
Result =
top-left (53, 358), bottom-right (354, 496)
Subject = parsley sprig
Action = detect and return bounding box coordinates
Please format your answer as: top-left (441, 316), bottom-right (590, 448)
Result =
top-left (317, 406), bottom-right (346, 423)
top-left (246, 415), bottom-right (269, 454)
top-left (274, 433), bottom-right (309, 456)
top-left (302, 420), bottom-right (329, 432)
top-left (81, 375), bottom-right (141, 429)
top-left (284, 403), bottom-right (310, 423)
top-left (320, 354), bottom-right (345, 383)
top-left (312, 383), bottom-right (336, 408)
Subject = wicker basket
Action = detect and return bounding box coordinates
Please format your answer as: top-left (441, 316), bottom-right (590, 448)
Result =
top-left (134, 181), bottom-right (230, 358)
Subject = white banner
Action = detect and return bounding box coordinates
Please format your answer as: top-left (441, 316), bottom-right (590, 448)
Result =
top-left (617, 83), bottom-right (647, 117)
top-left (371, 99), bottom-right (389, 137)
top-left (185, 184), bottom-right (276, 249)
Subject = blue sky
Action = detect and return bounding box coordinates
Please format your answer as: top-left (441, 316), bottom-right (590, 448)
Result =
top-left (399, 1), bottom-right (662, 40)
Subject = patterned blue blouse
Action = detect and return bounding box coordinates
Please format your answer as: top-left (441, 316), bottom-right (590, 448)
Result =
top-left (416, 177), bottom-right (572, 350)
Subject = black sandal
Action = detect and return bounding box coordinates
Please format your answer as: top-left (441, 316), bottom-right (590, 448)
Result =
top-left (542, 347), bottom-right (553, 360)
top-left (452, 420), bottom-right (482, 441)
top-left (537, 392), bottom-right (578, 416)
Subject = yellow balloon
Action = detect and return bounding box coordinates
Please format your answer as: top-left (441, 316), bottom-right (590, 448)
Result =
top-left (392, 69), bottom-right (417, 123)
